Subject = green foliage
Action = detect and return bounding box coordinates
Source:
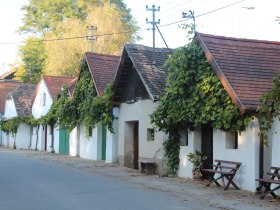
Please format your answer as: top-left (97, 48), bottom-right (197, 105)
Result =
top-left (163, 129), bottom-right (180, 173)
top-left (0, 116), bottom-right (38, 136)
top-left (187, 150), bottom-right (207, 171)
top-left (258, 75), bottom-right (280, 145)
top-left (16, 37), bottom-right (46, 83)
top-left (16, 0), bottom-right (138, 78)
top-left (150, 41), bottom-right (253, 172)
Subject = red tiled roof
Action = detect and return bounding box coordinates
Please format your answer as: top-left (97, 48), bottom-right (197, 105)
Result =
top-left (84, 52), bottom-right (120, 96)
top-left (0, 80), bottom-right (21, 113)
top-left (42, 75), bottom-right (75, 100)
top-left (196, 33), bottom-right (280, 112)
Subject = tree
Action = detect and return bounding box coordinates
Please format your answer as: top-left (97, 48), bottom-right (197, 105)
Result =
top-left (16, 0), bottom-right (138, 77)
top-left (18, 0), bottom-right (100, 34)
top-left (44, 2), bottom-right (137, 76)
top-left (16, 37), bottom-right (46, 83)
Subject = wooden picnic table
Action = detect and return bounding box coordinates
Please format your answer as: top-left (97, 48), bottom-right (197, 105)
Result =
top-left (202, 159), bottom-right (242, 190)
top-left (256, 166), bottom-right (280, 199)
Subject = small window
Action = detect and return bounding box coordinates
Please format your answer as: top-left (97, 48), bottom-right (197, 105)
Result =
top-left (42, 93), bottom-right (46, 106)
top-left (40, 93), bottom-right (46, 106)
top-left (225, 131), bottom-right (238, 149)
top-left (88, 127), bottom-right (92, 137)
top-left (147, 128), bottom-right (154, 141)
top-left (180, 129), bottom-right (188, 146)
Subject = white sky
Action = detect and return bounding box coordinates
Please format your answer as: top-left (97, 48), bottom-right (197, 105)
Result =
top-left (0, 0), bottom-right (279, 74)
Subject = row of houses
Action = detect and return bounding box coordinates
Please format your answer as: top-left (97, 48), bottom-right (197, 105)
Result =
top-left (1, 33), bottom-right (280, 192)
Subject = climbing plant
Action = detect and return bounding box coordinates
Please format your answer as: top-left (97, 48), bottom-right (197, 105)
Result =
top-left (150, 41), bottom-right (253, 172)
top-left (258, 75), bottom-right (280, 145)
top-left (0, 116), bottom-right (38, 137)
top-left (0, 61), bottom-right (115, 140)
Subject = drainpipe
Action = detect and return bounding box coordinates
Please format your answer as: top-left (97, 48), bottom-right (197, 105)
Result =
top-left (256, 136), bottom-right (264, 191)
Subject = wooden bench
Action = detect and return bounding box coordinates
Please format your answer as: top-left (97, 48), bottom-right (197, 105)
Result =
top-left (255, 166), bottom-right (280, 199)
top-left (139, 160), bottom-right (156, 175)
top-left (202, 159), bottom-right (242, 190)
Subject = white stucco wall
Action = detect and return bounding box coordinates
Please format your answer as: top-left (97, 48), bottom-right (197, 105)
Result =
top-left (31, 80), bottom-right (54, 151)
top-left (178, 127), bottom-right (202, 178)
top-left (16, 124), bottom-right (32, 149)
top-left (118, 100), bottom-right (168, 169)
top-left (105, 107), bottom-right (119, 163)
top-left (46, 125), bottom-right (59, 153)
top-left (79, 124), bottom-right (102, 160)
top-left (32, 80), bottom-right (53, 118)
top-left (4, 97), bottom-right (17, 118)
top-left (70, 126), bottom-right (80, 157)
top-left (271, 119), bottom-right (280, 167)
top-left (178, 118), bottom-right (266, 192)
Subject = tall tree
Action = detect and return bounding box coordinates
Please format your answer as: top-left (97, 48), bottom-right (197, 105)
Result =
top-left (16, 37), bottom-right (46, 83)
top-left (44, 2), bottom-right (137, 76)
top-left (16, 0), bottom-right (138, 78)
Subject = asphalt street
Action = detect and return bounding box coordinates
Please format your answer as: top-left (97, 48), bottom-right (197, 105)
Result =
top-left (0, 152), bottom-right (187, 210)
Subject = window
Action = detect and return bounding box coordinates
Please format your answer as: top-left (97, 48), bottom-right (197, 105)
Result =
top-left (147, 128), bottom-right (154, 141)
top-left (180, 129), bottom-right (188, 146)
top-left (40, 93), bottom-right (46, 106)
top-left (225, 131), bottom-right (238, 149)
top-left (88, 127), bottom-right (92, 137)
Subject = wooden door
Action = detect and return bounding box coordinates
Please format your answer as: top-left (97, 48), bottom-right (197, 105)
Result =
top-left (59, 128), bottom-right (69, 155)
top-left (101, 124), bottom-right (107, 161)
top-left (201, 124), bottom-right (213, 169)
top-left (133, 122), bottom-right (139, 170)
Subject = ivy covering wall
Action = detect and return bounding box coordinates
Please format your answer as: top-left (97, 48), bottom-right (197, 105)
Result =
top-left (0, 61), bottom-right (115, 139)
top-left (150, 42), bottom-right (253, 172)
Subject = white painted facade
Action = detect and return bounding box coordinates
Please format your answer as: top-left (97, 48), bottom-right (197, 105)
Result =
top-left (3, 97), bottom-right (32, 149)
top-left (69, 126), bottom-right (80, 157)
top-left (118, 99), bottom-right (168, 175)
top-left (105, 107), bottom-right (119, 163)
top-left (79, 123), bottom-right (101, 160)
top-left (31, 79), bottom-right (57, 151)
top-left (270, 118), bottom-right (280, 195)
top-left (178, 118), bottom-right (271, 192)
top-left (78, 107), bottom-right (119, 162)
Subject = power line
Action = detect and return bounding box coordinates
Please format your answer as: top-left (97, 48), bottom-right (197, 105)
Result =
top-left (0, 0), bottom-right (245, 45)
top-left (159, 0), bottom-right (245, 28)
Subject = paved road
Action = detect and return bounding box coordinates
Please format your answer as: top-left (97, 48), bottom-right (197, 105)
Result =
top-left (0, 152), bottom-right (187, 210)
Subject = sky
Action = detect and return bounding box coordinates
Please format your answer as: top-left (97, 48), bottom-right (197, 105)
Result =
top-left (0, 0), bottom-right (279, 75)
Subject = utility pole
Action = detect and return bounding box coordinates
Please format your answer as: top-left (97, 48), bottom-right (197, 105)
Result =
top-left (182, 10), bottom-right (196, 32)
top-left (146, 5), bottom-right (160, 66)
top-left (86, 25), bottom-right (97, 52)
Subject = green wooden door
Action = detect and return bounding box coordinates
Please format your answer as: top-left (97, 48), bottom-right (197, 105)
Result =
top-left (101, 124), bottom-right (107, 160)
top-left (59, 128), bottom-right (69, 155)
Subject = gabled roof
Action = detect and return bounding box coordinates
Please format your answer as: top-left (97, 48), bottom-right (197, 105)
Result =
top-left (113, 44), bottom-right (172, 101)
top-left (0, 80), bottom-right (21, 113)
top-left (84, 52), bottom-right (120, 96)
top-left (6, 84), bottom-right (36, 116)
top-left (42, 75), bottom-right (75, 100)
top-left (0, 70), bottom-right (16, 80)
top-left (196, 33), bottom-right (280, 113)
top-left (67, 77), bottom-right (78, 96)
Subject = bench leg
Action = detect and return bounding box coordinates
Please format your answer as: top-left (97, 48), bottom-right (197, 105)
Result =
top-left (206, 174), bottom-right (221, 187)
top-left (224, 175), bottom-right (240, 190)
top-left (261, 184), bottom-right (280, 199)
